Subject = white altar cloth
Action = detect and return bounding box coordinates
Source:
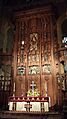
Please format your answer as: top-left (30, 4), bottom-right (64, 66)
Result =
top-left (30, 102), bottom-right (41, 111)
top-left (16, 102), bottom-right (26, 111)
top-left (44, 102), bottom-right (49, 112)
top-left (9, 102), bottom-right (13, 111)
top-left (9, 96), bottom-right (49, 112)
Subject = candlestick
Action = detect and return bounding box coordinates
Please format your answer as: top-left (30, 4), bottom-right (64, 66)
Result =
top-left (13, 82), bottom-right (15, 92)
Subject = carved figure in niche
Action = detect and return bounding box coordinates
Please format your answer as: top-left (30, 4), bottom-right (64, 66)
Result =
top-left (64, 51), bottom-right (67, 72)
top-left (42, 64), bottom-right (51, 73)
top-left (29, 33), bottom-right (38, 51)
top-left (29, 66), bottom-right (40, 74)
top-left (60, 61), bottom-right (64, 74)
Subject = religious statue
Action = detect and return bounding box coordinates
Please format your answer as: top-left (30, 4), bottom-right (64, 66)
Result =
top-left (29, 33), bottom-right (38, 51)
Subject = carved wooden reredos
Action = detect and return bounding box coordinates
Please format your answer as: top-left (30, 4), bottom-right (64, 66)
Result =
top-left (13, 6), bottom-right (58, 107)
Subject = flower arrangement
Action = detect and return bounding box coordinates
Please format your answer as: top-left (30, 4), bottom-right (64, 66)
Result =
top-left (27, 89), bottom-right (40, 96)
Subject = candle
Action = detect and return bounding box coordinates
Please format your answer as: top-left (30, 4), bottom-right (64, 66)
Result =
top-left (13, 82), bottom-right (15, 92)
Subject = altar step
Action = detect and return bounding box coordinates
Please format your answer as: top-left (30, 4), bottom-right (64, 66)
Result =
top-left (0, 111), bottom-right (64, 119)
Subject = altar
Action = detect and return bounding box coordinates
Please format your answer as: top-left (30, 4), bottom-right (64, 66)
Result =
top-left (9, 81), bottom-right (49, 112)
top-left (8, 96), bottom-right (49, 112)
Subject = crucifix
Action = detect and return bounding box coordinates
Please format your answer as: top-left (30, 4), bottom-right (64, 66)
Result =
top-left (30, 81), bottom-right (36, 96)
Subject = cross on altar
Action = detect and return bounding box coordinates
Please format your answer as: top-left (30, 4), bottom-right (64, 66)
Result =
top-left (30, 81), bottom-right (36, 96)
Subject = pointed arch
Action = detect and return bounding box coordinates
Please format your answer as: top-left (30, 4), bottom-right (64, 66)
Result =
top-left (3, 22), bottom-right (14, 53)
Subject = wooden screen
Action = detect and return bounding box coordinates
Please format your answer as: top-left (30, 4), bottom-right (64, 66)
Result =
top-left (13, 6), bottom-right (57, 107)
